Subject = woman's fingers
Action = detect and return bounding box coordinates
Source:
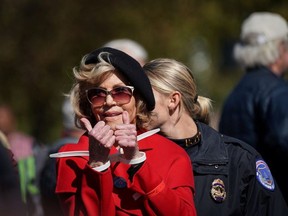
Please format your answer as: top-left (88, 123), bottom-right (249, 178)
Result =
top-left (80, 118), bottom-right (93, 132)
top-left (122, 111), bottom-right (130, 124)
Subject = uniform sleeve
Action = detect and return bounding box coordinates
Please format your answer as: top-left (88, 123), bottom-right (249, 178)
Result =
top-left (129, 154), bottom-right (196, 216)
top-left (244, 156), bottom-right (288, 215)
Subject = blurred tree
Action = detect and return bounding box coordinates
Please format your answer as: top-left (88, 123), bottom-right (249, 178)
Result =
top-left (0, 0), bottom-right (287, 142)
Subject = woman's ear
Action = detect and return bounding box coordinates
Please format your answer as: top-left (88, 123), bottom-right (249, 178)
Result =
top-left (168, 91), bottom-right (181, 111)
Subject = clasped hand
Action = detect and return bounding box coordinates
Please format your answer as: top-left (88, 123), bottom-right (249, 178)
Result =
top-left (80, 111), bottom-right (140, 166)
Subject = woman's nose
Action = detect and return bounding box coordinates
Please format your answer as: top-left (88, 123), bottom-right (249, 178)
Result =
top-left (105, 94), bottom-right (116, 106)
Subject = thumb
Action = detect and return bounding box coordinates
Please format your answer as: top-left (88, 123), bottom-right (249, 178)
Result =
top-left (122, 111), bottom-right (130, 124)
top-left (80, 117), bottom-right (93, 132)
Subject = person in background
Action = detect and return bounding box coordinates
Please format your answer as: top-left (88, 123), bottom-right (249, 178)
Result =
top-left (0, 104), bottom-right (46, 216)
top-left (143, 58), bottom-right (288, 215)
top-left (54, 47), bottom-right (197, 216)
top-left (218, 12), bottom-right (288, 204)
top-left (0, 131), bottom-right (25, 216)
top-left (103, 38), bottom-right (148, 66)
top-left (40, 97), bottom-right (84, 216)
top-left (0, 130), bottom-right (17, 172)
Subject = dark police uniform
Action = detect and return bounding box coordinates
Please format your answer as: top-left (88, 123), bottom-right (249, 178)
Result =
top-left (172, 122), bottom-right (288, 216)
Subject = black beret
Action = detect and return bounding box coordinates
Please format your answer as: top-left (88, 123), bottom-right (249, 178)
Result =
top-left (85, 47), bottom-right (155, 111)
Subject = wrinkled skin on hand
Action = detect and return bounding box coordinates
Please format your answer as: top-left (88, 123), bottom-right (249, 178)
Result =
top-left (81, 111), bottom-right (140, 165)
top-left (114, 111), bottom-right (138, 160)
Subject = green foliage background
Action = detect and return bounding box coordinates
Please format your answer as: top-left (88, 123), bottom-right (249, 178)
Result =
top-left (0, 0), bottom-right (287, 143)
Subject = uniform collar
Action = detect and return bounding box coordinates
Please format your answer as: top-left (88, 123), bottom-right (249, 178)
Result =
top-left (191, 122), bottom-right (229, 164)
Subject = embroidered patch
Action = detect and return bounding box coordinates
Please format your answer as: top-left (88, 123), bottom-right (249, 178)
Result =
top-left (210, 178), bottom-right (226, 202)
top-left (256, 160), bottom-right (275, 191)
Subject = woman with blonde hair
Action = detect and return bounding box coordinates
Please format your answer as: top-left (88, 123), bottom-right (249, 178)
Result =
top-left (144, 58), bottom-right (288, 215)
top-left (54, 48), bottom-right (196, 216)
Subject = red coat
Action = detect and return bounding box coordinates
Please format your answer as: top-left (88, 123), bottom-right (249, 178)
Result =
top-left (56, 132), bottom-right (196, 216)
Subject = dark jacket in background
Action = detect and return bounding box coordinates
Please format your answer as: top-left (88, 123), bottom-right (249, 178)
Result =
top-left (219, 66), bottom-right (288, 204)
top-left (40, 137), bottom-right (79, 216)
top-left (0, 142), bottom-right (25, 216)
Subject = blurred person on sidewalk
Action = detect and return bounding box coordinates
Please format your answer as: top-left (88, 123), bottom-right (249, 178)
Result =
top-left (0, 104), bottom-right (46, 216)
top-left (0, 131), bottom-right (25, 216)
top-left (40, 97), bottom-right (84, 216)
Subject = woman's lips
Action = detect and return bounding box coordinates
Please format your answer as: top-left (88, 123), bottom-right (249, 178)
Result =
top-left (103, 111), bottom-right (122, 117)
top-left (103, 111), bottom-right (122, 121)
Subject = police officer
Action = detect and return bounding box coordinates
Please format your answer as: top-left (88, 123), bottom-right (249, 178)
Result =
top-left (144, 58), bottom-right (288, 215)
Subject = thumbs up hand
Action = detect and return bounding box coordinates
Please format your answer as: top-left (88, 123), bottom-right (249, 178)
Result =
top-left (114, 111), bottom-right (140, 160)
top-left (81, 117), bottom-right (115, 166)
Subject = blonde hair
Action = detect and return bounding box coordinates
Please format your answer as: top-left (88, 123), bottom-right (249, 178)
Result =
top-left (143, 58), bottom-right (212, 124)
top-left (69, 52), bottom-right (151, 129)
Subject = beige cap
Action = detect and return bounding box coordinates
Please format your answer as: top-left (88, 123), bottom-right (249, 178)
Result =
top-left (241, 12), bottom-right (288, 45)
top-left (103, 38), bottom-right (148, 65)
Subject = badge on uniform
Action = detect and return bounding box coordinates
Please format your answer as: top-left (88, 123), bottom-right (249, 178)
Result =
top-left (256, 159), bottom-right (275, 191)
top-left (210, 178), bottom-right (226, 202)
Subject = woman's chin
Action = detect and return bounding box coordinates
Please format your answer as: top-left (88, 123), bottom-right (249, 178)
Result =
top-left (104, 120), bottom-right (122, 131)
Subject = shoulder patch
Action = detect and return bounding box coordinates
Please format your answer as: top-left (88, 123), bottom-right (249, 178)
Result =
top-left (256, 160), bottom-right (275, 191)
